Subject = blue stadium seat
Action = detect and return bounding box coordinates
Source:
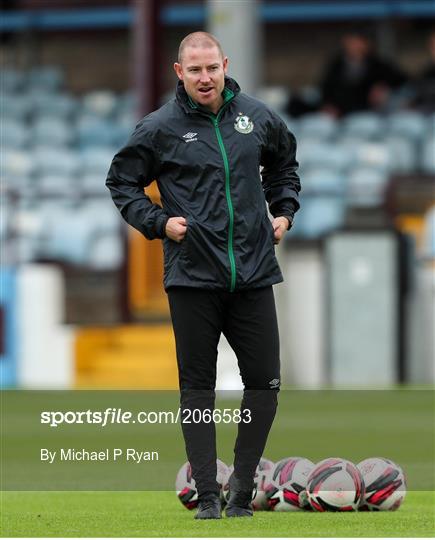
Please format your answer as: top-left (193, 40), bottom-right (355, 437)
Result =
top-left (297, 139), bottom-right (350, 171)
top-left (2, 119), bottom-right (29, 148)
top-left (81, 174), bottom-right (109, 195)
top-left (346, 167), bottom-right (389, 207)
top-left (33, 148), bottom-right (81, 176)
top-left (82, 90), bottom-right (117, 118)
top-left (37, 174), bottom-right (76, 197)
top-left (343, 112), bottom-right (385, 139)
top-left (422, 137), bottom-right (435, 173)
top-left (2, 69), bottom-right (26, 92)
top-left (80, 147), bottom-right (115, 175)
top-left (384, 135), bottom-right (418, 173)
top-left (356, 142), bottom-right (390, 170)
top-left (88, 232), bottom-right (123, 270)
top-left (2, 149), bottom-right (35, 179)
top-left (2, 94), bottom-right (32, 121)
top-left (77, 117), bottom-right (119, 148)
top-left (293, 195), bottom-right (346, 238)
top-left (39, 205), bottom-right (92, 264)
top-left (423, 206), bottom-right (435, 259)
top-left (301, 168), bottom-right (345, 195)
top-left (388, 111), bottom-right (426, 141)
top-left (32, 118), bottom-right (74, 147)
top-left (81, 201), bottom-right (122, 233)
top-left (255, 86), bottom-right (291, 113)
top-left (298, 113), bottom-right (337, 140)
top-left (28, 66), bottom-right (64, 92)
top-left (33, 93), bottom-right (78, 119)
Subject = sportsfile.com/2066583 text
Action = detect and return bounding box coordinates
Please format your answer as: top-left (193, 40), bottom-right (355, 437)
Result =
top-left (40, 408), bottom-right (252, 427)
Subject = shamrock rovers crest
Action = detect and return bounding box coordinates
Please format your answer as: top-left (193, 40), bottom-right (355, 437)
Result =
top-left (234, 113), bottom-right (254, 134)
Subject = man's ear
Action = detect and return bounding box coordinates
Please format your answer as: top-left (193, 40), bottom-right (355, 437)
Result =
top-left (174, 62), bottom-right (183, 80)
top-left (223, 57), bottom-right (229, 74)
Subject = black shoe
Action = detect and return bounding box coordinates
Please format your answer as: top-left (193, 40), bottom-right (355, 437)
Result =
top-left (195, 493), bottom-right (222, 520)
top-left (225, 473), bottom-right (254, 518)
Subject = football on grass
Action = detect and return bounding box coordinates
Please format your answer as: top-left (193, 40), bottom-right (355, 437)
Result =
top-left (252, 457), bottom-right (275, 510)
top-left (175, 459), bottom-right (229, 509)
top-left (306, 457), bottom-right (364, 512)
top-left (357, 457), bottom-right (406, 511)
top-left (266, 457), bottom-right (315, 511)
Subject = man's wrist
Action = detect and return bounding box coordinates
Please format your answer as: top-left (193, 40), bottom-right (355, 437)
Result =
top-left (277, 215), bottom-right (293, 230)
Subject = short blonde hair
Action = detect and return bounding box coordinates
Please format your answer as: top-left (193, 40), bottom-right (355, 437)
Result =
top-left (178, 31), bottom-right (224, 63)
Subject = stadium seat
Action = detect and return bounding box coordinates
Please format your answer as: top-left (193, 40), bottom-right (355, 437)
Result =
top-left (82, 90), bottom-right (118, 118)
top-left (294, 195), bottom-right (346, 238)
top-left (387, 111), bottom-right (426, 141)
top-left (80, 147), bottom-right (115, 175)
top-left (81, 201), bottom-right (122, 233)
top-left (37, 174), bottom-right (77, 197)
top-left (346, 167), bottom-right (389, 207)
top-left (298, 113), bottom-right (337, 140)
top-left (88, 232), bottom-right (124, 270)
top-left (343, 112), bottom-right (385, 139)
top-left (384, 135), bottom-right (418, 173)
top-left (76, 117), bottom-right (119, 148)
top-left (32, 118), bottom-right (74, 147)
top-left (33, 148), bottom-right (81, 176)
top-left (0, 200), bottom-right (10, 240)
top-left (2, 119), bottom-right (30, 148)
top-left (1, 69), bottom-right (26, 92)
top-left (255, 86), bottom-right (291, 113)
top-left (2, 94), bottom-right (33, 121)
top-left (423, 206), bottom-right (435, 259)
top-left (2, 149), bottom-right (35, 178)
top-left (422, 137), bottom-right (435, 174)
top-left (301, 168), bottom-right (345, 195)
top-left (40, 206), bottom-right (94, 264)
top-left (28, 66), bottom-right (64, 92)
top-left (32, 93), bottom-right (78, 119)
top-left (81, 174), bottom-right (109, 195)
top-left (356, 142), bottom-right (390, 170)
top-left (297, 139), bottom-right (350, 171)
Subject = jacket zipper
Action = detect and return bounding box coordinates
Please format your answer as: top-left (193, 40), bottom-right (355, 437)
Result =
top-left (211, 113), bottom-right (236, 292)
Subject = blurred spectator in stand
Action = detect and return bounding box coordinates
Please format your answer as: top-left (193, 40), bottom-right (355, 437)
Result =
top-left (0, 0), bottom-right (18, 65)
top-left (320, 28), bottom-right (408, 117)
top-left (410, 31), bottom-right (435, 112)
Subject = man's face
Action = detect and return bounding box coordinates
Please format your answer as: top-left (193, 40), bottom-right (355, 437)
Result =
top-left (174, 45), bottom-right (228, 112)
top-left (343, 35), bottom-right (370, 61)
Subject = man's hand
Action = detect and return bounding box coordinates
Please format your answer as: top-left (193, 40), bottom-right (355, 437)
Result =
top-left (165, 217), bottom-right (187, 242)
top-left (272, 216), bottom-right (291, 245)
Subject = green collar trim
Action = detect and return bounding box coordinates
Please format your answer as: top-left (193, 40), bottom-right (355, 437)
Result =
top-left (187, 95), bottom-right (198, 109)
top-left (187, 86), bottom-right (235, 111)
top-left (222, 87), bottom-right (234, 103)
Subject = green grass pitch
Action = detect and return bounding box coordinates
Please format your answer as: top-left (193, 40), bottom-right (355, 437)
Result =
top-left (1, 490), bottom-right (434, 537)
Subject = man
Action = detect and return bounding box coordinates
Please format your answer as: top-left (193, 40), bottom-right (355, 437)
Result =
top-left (321, 28), bottom-right (407, 116)
top-left (106, 32), bottom-right (300, 519)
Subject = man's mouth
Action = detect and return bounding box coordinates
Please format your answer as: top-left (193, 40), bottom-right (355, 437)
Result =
top-left (198, 87), bottom-right (214, 96)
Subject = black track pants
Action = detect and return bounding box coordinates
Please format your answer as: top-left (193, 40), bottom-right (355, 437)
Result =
top-left (167, 286), bottom-right (280, 497)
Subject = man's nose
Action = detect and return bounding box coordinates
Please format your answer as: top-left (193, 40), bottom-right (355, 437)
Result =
top-left (199, 69), bottom-right (211, 82)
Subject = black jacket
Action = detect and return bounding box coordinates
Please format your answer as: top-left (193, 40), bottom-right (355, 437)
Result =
top-left (106, 77), bottom-right (300, 292)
